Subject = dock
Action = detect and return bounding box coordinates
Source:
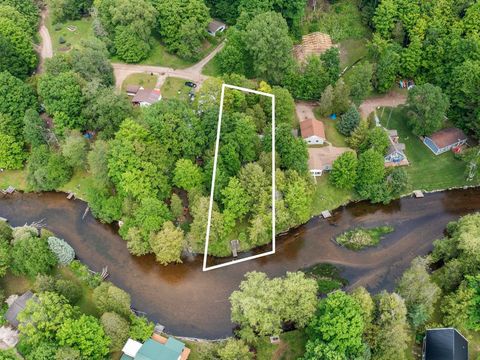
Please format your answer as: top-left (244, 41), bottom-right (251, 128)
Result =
top-left (413, 190), bottom-right (424, 198)
top-left (67, 192), bottom-right (75, 200)
top-left (230, 240), bottom-right (239, 258)
top-left (321, 210), bottom-right (332, 218)
top-left (0, 217), bottom-right (7, 222)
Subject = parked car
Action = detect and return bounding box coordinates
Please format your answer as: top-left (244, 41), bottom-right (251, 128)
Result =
top-left (185, 81), bottom-right (197, 88)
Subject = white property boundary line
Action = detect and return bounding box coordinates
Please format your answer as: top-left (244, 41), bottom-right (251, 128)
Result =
top-left (203, 83), bottom-right (276, 271)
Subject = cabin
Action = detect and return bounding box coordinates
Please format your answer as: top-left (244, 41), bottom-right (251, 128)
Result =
top-left (300, 119), bottom-right (326, 145)
top-left (384, 129), bottom-right (408, 167)
top-left (121, 334), bottom-right (190, 360)
top-left (423, 128), bottom-right (467, 155)
top-left (207, 20), bottom-right (226, 36)
top-left (422, 328), bottom-right (468, 360)
top-left (307, 146), bottom-right (351, 177)
top-left (5, 291), bottom-right (34, 328)
top-left (131, 88), bottom-right (162, 107)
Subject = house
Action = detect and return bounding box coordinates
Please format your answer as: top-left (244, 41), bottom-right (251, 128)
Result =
top-left (422, 328), bottom-right (468, 360)
top-left (293, 32), bottom-right (334, 63)
top-left (300, 119), bottom-right (326, 145)
top-left (207, 20), bottom-right (226, 36)
top-left (384, 129), bottom-right (409, 167)
top-left (307, 146), bottom-right (351, 177)
top-left (423, 128), bottom-right (467, 155)
top-left (131, 88), bottom-right (162, 107)
top-left (126, 85), bottom-right (142, 96)
top-left (5, 291), bottom-right (34, 328)
top-left (121, 334), bottom-right (190, 360)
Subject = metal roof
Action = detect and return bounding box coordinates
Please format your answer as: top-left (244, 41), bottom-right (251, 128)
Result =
top-left (5, 291), bottom-right (34, 328)
top-left (424, 328), bottom-right (468, 360)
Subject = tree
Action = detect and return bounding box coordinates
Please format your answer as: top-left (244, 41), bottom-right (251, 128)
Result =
top-left (304, 291), bottom-right (364, 359)
top-left (57, 315), bottom-right (110, 360)
top-left (55, 347), bottom-right (81, 360)
top-left (26, 146), bottom-right (73, 191)
top-left (359, 127), bottom-right (390, 155)
top-left (11, 237), bottom-right (57, 277)
top-left (284, 171), bottom-right (311, 225)
top-left (61, 131), bottom-right (88, 170)
top-left (346, 61), bottom-right (374, 105)
top-left (0, 0), bottom-right (39, 28)
top-left (370, 37), bottom-right (401, 93)
top-left (87, 140), bottom-right (110, 187)
top-left (38, 72), bottom-right (85, 129)
top-left (221, 177), bottom-right (251, 221)
top-left (351, 286), bottom-right (374, 326)
top-left (173, 159), bottom-right (204, 193)
top-left (271, 86), bottom-right (295, 126)
top-left (355, 148), bottom-right (385, 200)
top-left (128, 315), bottom-right (154, 342)
top-left (0, 235), bottom-right (10, 277)
top-left (347, 120), bottom-right (369, 150)
top-left (406, 83), bottom-right (449, 136)
top-left (337, 105), bottom-right (360, 136)
top-left (18, 292), bottom-right (77, 345)
top-left (269, 123), bottom-right (308, 173)
top-left (153, 0), bottom-right (210, 59)
top-left (230, 271), bottom-right (317, 338)
top-left (93, 282), bottom-right (131, 317)
top-left (372, 0), bottom-right (397, 39)
top-left (244, 11), bottom-right (293, 84)
top-left (0, 71), bottom-right (36, 124)
top-left (47, 236), bottom-right (75, 265)
top-left (23, 109), bottom-right (47, 148)
top-left (396, 257), bottom-right (440, 329)
top-left (332, 79), bottom-right (351, 114)
top-left (55, 279), bottom-right (82, 305)
top-left (371, 292), bottom-right (409, 360)
top-left (100, 312), bottom-right (129, 352)
top-left (149, 221), bottom-right (184, 265)
top-left (317, 85), bottom-right (334, 117)
top-left (71, 38), bottom-right (113, 86)
top-left (330, 151), bottom-right (358, 189)
top-left (217, 339), bottom-right (252, 360)
top-left (114, 27), bottom-right (151, 63)
top-left (0, 133), bottom-right (25, 170)
top-left (24, 342), bottom-right (57, 360)
top-left (0, 18), bottom-right (37, 75)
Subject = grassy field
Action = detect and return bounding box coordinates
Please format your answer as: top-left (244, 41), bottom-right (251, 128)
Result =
top-left (339, 38), bottom-right (369, 69)
top-left (121, 73), bottom-right (159, 91)
top-left (0, 169), bottom-right (27, 191)
top-left (302, 0), bottom-right (370, 42)
top-left (161, 77), bottom-right (193, 101)
top-left (57, 170), bottom-right (93, 201)
top-left (379, 107), bottom-right (478, 191)
top-left (310, 174), bottom-right (354, 216)
top-left (255, 330), bottom-right (307, 360)
top-left (47, 16), bottom-right (95, 53)
top-left (313, 108), bottom-right (349, 147)
top-left (202, 54), bottom-right (222, 76)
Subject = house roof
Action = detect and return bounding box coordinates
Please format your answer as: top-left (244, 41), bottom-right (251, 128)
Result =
top-left (428, 128), bottom-right (467, 149)
top-left (387, 129), bottom-right (398, 137)
top-left (208, 20), bottom-right (226, 33)
top-left (300, 119), bottom-right (326, 140)
top-left (132, 89), bottom-right (161, 105)
top-left (5, 291), bottom-right (34, 328)
top-left (424, 328), bottom-right (468, 360)
top-left (308, 146), bottom-right (351, 170)
top-left (126, 85), bottom-right (142, 94)
top-left (136, 339), bottom-right (183, 360)
top-left (293, 32), bottom-right (333, 63)
top-left (122, 339), bottom-right (143, 358)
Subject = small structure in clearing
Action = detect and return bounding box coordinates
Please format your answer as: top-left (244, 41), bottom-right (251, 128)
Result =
top-left (423, 128), bottom-right (467, 155)
top-left (207, 20), bottom-right (226, 36)
top-left (300, 118), bottom-right (326, 145)
top-left (293, 32), bottom-right (334, 63)
top-left (131, 88), bottom-right (162, 107)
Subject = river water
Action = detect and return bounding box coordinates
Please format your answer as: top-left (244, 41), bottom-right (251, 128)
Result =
top-left (1, 189), bottom-right (479, 338)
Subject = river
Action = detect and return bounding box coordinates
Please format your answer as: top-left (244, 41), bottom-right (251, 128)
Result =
top-left (1, 189), bottom-right (479, 339)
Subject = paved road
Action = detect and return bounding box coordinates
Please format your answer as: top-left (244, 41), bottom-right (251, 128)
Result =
top-left (37, 8), bottom-right (53, 73)
top-left (112, 41), bottom-right (225, 89)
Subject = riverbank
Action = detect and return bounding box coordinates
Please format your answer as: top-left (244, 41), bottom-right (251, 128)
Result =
top-left (2, 188), bottom-right (480, 338)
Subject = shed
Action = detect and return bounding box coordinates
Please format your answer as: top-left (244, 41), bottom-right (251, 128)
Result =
top-left (207, 20), bottom-right (226, 36)
top-left (423, 328), bottom-right (468, 360)
top-left (300, 119), bottom-right (326, 145)
top-left (423, 128), bottom-right (467, 155)
top-left (5, 291), bottom-right (34, 328)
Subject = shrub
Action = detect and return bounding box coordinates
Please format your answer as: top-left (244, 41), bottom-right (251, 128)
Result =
top-left (54, 24), bottom-right (62, 31)
top-left (93, 282), bottom-right (131, 316)
top-left (69, 260), bottom-right (101, 288)
top-left (11, 237), bottom-right (57, 277)
top-left (55, 347), bottom-right (81, 360)
top-left (47, 236), bottom-right (75, 265)
top-left (336, 226), bottom-right (394, 250)
top-left (58, 36), bottom-right (65, 44)
top-left (34, 274), bottom-right (57, 293)
top-left (129, 315), bottom-right (154, 342)
top-left (12, 226), bottom-right (38, 243)
top-left (0, 221), bottom-right (12, 241)
top-left (100, 312), bottom-right (130, 351)
top-left (55, 279), bottom-right (82, 304)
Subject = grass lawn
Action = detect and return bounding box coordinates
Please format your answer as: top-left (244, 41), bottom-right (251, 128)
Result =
top-left (310, 174), bottom-right (354, 216)
top-left (379, 106), bottom-right (479, 191)
top-left (47, 15), bottom-right (95, 53)
top-left (256, 330), bottom-right (307, 360)
top-left (0, 272), bottom-right (33, 296)
top-left (202, 53), bottom-right (222, 76)
top-left (302, 0), bottom-right (370, 42)
top-left (121, 72), bottom-right (159, 91)
top-left (0, 169), bottom-right (27, 191)
top-left (313, 108), bottom-right (349, 147)
top-left (161, 77), bottom-right (193, 101)
top-left (57, 169), bottom-right (94, 201)
top-left (339, 38), bottom-right (369, 69)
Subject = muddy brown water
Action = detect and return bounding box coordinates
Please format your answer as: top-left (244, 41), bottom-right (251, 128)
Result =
top-left (1, 189), bottom-right (479, 338)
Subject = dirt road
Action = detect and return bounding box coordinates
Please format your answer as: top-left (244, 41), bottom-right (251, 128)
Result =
top-left (359, 90), bottom-right (407, 119)
top-left (37, 9), bottom-right (53, 73)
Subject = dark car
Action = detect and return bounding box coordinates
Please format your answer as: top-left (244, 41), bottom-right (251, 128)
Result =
top-left (185, 81), bottom-right (197, 88)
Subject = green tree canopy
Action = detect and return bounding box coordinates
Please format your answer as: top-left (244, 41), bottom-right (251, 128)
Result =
top-left (330, 151), bottom-right (358, 190)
